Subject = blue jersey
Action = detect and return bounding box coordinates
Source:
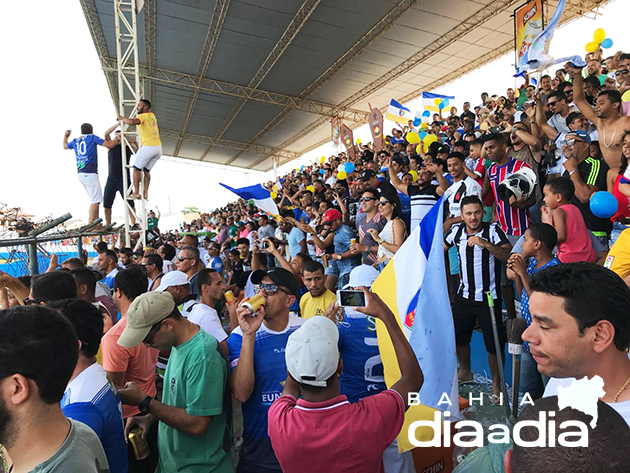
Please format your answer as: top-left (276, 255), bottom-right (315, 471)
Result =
top-left (67, 134), bottom-right (104, 174)
top-left (60, 363), bottom-right (127, 473)
top-left (227, 315), bottom-right (304, 469)
top-left (338, 308), bottom-right (387, 403)
top-left (209, 256), bottom-right (224, 274)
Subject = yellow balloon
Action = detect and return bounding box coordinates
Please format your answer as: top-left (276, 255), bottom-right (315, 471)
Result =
top-left (593, 28), bottom-right (606, 44)
top-left (424, 134), bottom-right (437, 145)
top-left (406, 131), bottom-right (421, 144)
top-left (320, 156), bottom-right (326, 163)
top-left (585, 41), bottom-right (599, 53)
top-left (271, 191), bottom-right (277, 199)
top-left (306, 185), bottom-right (315, 193)
top-left (356, 138), bottom-right (362, 144)
top-left (434, 98), bottom-right (441, 106)
top-left (337, 171), bottom-right (347, 180)
top-left (423, 143), bottom-right (430, 153)
top-left (416, 144), bottom-right (423, 154)
top-left (409, 170), bottom-right (418, 182)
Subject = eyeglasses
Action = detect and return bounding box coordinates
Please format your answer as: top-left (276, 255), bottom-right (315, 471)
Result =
top-left (615, 70), bottom-right (630, 77)
top-left (23, 297), bottom-right (41, 306)
top-left (256, 283), bottom-right (290, 296)
top-left (377, 201), bottom-right (392, 207)
top-left (361, 197), bottom-right (376, 202)
top-left (177, 256), bottom-right (193, 262)
top-left (143, 321), bottom-right (163, 345)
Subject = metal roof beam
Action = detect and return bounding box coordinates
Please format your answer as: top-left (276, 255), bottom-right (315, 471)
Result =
top-left (241, 0), bottom-right (423, 169)
top-left (173, 0), bottom-right (231, 156)
top-left (143, 0), bottom-right (157, 104)
top-left (100, 59), bottom-right (369, 121)
top-left (274, 0), bottom-right (522, 153)
top-left (160, 129), bottom-right (298, 161)
top-left (203, 0), bottom-right (322, 163)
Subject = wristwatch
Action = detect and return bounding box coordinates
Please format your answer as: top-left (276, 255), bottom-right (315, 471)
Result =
top-left (377, 238), bottom-right (384, 245)
top-left (336, 254), bottom-right (342, 260)
top-left (139, 395), bottom-right (153, 416)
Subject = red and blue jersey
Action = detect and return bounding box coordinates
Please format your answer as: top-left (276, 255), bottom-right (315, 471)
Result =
top-left (487, 157), bottom-right (532, 236)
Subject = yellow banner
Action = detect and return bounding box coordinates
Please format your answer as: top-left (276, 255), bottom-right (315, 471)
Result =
top-left (515, 0), bottom-right (543, 65)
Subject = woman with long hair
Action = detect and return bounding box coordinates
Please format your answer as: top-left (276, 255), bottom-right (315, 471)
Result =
top-left (367, 194), bottom-right (406, 270)
top-left (607, 131), bottom-right (630, 244)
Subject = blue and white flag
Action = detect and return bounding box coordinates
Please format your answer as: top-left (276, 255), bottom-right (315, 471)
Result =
top-left (385, 99), bottom-right (413, 125)
top-left (219, 183), bottom-right (279, 217)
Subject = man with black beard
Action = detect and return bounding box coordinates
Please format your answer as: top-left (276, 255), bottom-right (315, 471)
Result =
top-left (0, 306), bottom-right (109, 472)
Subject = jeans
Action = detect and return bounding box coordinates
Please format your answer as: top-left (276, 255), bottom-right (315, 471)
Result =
top-left (520, 349), bottom-right (549, 399)
top-left (611, 222), bottom-right (628, 247)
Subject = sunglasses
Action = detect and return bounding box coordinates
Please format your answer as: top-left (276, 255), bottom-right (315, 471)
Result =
top-left (256, 283), bottom-right (290, 296)
top-left (565, 138), bottom-right (585, 146)
top-left (361, 197), bottom-right (376, 202)
top-left (377, 201), bottom-right (392, 207)
top-left (615, 70), bottom-right (629, 77)
top-left (547, 101), bottom-right (558, 107)
top-left (177, 256), bottom-right (193, 262)
top-left (23, 297), bottom-right (41, 306)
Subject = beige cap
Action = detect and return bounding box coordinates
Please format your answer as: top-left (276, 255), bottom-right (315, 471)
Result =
top-left (118, 291), bottom-right (176, 348)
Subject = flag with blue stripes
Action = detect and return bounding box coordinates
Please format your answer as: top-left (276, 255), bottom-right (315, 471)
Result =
top-left (220, 183), bottom-right (279, 217)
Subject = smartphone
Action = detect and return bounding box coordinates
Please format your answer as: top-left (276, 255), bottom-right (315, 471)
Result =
top-left (337, 290), bottom-right (366, 308)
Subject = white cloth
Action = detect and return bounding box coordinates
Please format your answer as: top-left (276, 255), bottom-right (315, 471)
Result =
top-left (77, 172), bottom-right (103, 204)
top-left (187, 303), bottom-right (228, 343)
top-left (133, 145), bottom-right (162, 170)
top-left (377, 219), bottom-right (396, 262)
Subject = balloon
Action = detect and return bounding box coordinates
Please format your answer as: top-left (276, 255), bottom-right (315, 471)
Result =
top-left (415, 110), bottom-right (423, 119)
top-left (419, 131), bottom-right (428, 141)
top-left (421, 116), bottom-right (430, 124)
top-left (443, 99), bottom-right (450, 106)
top-left (422, 110), bottom-right (431, 117)
top-left (589, 191), bottom-right (618, 218)
top-left (423, 143), bottom-right (430, 153)
top-left (438, 102), bottom-right (445, 110)
top-left (412, 117), bottom-right (421, 127)
top-left (416, 144), bottom-right (423, 154)
top-left (593, 28), bottom-right (606, 44)
top-left (319, 169), bottom-right (325, 175)
top-left (424, 134), bottom-right (437, 145)
top-left (320, 156), bottom-right (326, 163)
top-left (601, 38), bottom-right (614, 49)
top-left (406, 132), bottom-right (421, 144)
top-left (306, 185), bottom-right (315, 193)
top-left (344, 162), bottom-right (355, 174)
top-left (434, 98), bottom-right (441, 106)
top-left (337, 171), bottom-right (347, 180)
top-left (271, 191), bottom-right (277, 199)
top-left (409, 170), bottom-right (418, 182)
top-left (356, 138), bottom-right (362, 144)
top-left (338, 163), bottom-right (345, 173)
top-left (585, 41), bottom-right (599, 53)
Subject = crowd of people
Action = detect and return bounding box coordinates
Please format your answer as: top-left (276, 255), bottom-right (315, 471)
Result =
top-left (1, 50), bottom-right (630, 472)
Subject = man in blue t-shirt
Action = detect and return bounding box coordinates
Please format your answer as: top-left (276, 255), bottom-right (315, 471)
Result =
top-left (54, 299), bottom-right (128, 473)
top-left (228, 268), bottom-right (304, 473)
top-left (63, 123), bottom-right (115, 224)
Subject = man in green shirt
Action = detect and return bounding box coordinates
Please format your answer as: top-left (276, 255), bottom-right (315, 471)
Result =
top-left (147, 207), bottom-right (160, 230)
top-left (118, 292), bottom-right (233, 473)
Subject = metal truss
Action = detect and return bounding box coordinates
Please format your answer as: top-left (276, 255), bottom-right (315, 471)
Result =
top-left (173, 0), bottom-right (231, 156)
top-left (241, 0), bottom-right (423, 169)
top-left (114, 0), bottom-right (147, 248)
top-left (143, 0), bottom-right (156, 104)
top-left (208, 0), bottom-right (322, 163)
top-left (160, 129), bottom-right (298, 161)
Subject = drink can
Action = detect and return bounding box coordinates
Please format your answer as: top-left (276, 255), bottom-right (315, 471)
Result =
top-left (243, 294), bottom-right (266, 315)
top-left (350, 238), bottom-right (356, 244)
top-left (301, 217), bottom-right (306, 225)
top-left (322, 254), bottom-right (328, 268)
top-left (224, 290), bottom-right (235, 305)
top-left (128, 428), bottom-right (150, 461)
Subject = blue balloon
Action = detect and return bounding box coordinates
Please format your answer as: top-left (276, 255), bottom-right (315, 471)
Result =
top-left (443, 99), bottom-right (450, 106)
top-left (589, 191), bottom-right (618, 218)
top-left (601, 38), bottom-right (614, 49)
top-left (319, 169), bottom-right (325, 175)
top-left (419, 131), bottom-right (428, 140)
top-left (422, 110), bottom-right (431, 117)
top-left (344, 162), bottom-right (355, 174)
top-left (413, 117), bottom-right (421, 127)
top-left (438, 102), bottom-right (445, 110)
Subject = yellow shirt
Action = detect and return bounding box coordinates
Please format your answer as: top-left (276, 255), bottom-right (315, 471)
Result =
top-left (138, 112), bottom-right (161, 146)
top-left (299, 290), bottom-right (337, 319)
top-left (605, 229), bottom-right (630, 279)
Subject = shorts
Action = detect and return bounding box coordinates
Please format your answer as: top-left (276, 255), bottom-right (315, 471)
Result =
top-left (134, 145), bottom-right (162, 171)
top-left (452, 295), bottom-right (506, 354)
top-left (77, 172), bottom-right (102, 204)
top-left (501, 234), bottom-right (523, 286)
top-left (325, 259), bottom-right (339, 277)
top-left (103, 177), bottom-right (135, 209)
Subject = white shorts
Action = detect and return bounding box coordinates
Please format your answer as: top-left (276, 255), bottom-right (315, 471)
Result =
top-left (78, 172), bottom-right (103, 204)
top-left (134, 145), bottom-right (162, 171)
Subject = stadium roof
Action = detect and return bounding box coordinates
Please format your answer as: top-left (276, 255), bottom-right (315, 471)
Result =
top-left (81, 0), bottom-right (607, 172)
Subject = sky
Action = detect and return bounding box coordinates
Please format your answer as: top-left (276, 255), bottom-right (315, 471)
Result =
top-left (0, 0), bottom-right (625, 230)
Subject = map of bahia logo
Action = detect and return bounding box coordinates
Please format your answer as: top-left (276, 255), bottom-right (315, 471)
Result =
top-left (407, 376), bottom-right (605, 448)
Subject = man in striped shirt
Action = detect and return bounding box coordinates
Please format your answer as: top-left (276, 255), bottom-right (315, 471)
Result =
top-left (482, 133), bottom-right (537, 319)
top-left (444, 196), bottom-right (512, 401)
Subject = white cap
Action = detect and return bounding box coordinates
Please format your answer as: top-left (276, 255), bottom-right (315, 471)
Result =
top-left (285, 316), bottom-right (339, 387)
top-left (155, 270), bottom-right (189, 292)
top-left (343, 264), bottom-right (379, 289)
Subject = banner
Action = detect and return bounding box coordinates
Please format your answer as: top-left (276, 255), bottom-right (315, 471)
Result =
top-left (368, 108), bottom-right (384, 152)
top-left (514, 0), bottom-right (543, 70)
top-left (339, 124), bottom-right (355, 160)
top-left (331, 117), bottom-right (340, 147)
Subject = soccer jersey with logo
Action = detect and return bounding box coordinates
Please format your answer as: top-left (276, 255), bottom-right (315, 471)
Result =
top-left (227, 314), bottom-right (304, 469)
top-left (487, 158), bottom-right (533, 236)
top-left (443, 177), bottom-right (482, 218)
top-left (67, 134), bottom-right (104, 174)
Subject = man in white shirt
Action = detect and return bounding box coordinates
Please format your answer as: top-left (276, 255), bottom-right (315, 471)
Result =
top-left (523, 263), bottom-right (630, 425)
top-left (194, 268), bottom-right (229, 354)
top-left (440, 152), bottom-right (483, 232)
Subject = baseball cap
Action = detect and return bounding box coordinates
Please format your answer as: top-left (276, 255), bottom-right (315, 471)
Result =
top-left (118, 292), bottom-right (176, 348)
top-left (343, 265), bottom-right (379, 289)
top-left (323, 208), bottom-right (342, 223)
top-left (392, 154), bottom-right (405, 165)
top-left (237, 221), bottom-right (245, 227)
top-left (437, 145), bottom-right (450, 155)
top-left (285, 316), bottom-right (340, 387)
top-left (566, 130), bottom-right (591, 144)
top-left (361, 170), bottom-right (376, 181)
top-left (565, 111), bottom-right (584, 127)
top-left (251, 267), bottom-right (300, 298)
top-left (155, 270), bottom-right (189, 292)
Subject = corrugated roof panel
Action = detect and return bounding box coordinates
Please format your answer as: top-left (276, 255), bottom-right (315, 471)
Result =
top-left (186, 92), bottom-right (240, 136)
top-left (220, 101), bottom-right (285, 143)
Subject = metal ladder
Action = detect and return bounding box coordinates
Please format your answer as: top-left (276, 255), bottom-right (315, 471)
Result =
top-left (114, 0), bottom-right (146, 250)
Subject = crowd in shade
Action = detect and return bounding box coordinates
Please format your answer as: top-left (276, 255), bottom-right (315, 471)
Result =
top-left (2, 49), bottom-right (630, 473)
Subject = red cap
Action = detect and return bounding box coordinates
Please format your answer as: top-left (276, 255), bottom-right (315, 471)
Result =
top-left (323, 209), bottom-right (342, 223)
